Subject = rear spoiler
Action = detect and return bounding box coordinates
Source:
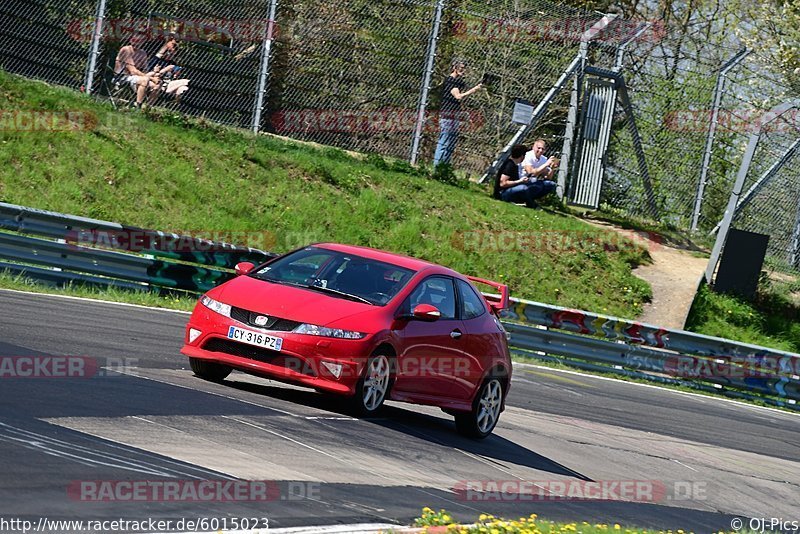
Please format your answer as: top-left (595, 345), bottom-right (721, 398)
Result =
top-left (466, 275), bottom-right (509, 314)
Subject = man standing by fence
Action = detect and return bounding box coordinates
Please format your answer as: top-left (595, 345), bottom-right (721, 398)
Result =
top-left (433, 58), bottom-right (483, 167)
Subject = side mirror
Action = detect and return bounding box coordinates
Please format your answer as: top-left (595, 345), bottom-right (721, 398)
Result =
top-left (412, 303), bottom-right (441, 322)
top-left (234, 262), bottom-right (255, 276)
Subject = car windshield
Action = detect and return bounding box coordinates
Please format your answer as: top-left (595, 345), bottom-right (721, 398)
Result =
top-left (252, 246), bottom-right (415, 306)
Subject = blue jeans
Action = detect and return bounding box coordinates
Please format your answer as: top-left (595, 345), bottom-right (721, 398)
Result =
top-left (500, 180), bottom-right (557, 206)
top-left (433, 118), bottom-right (459, 166)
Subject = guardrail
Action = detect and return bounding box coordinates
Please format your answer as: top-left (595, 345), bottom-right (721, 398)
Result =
top-left (502, 300), bottom-right (800, 410)
top-left (0, 202), bottom-right (275, 293)
top-left (2, 202), bottom-right (798, 411)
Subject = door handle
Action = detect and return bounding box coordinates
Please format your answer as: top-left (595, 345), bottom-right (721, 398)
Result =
top-left (450, 329), bottom-right (462, 339)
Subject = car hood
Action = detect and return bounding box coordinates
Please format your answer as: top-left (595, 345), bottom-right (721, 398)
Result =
top-left (212, 275), bottom-right (376, 326)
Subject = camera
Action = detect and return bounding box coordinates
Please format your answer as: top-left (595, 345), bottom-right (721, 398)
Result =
top-left (481, 73), bottom-right (500, 86)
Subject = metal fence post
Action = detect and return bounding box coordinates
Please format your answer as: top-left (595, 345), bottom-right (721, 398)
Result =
top-left (791, 194), bottom-right (800, 269)
top-left (557, 64), bottom-right (581, 199)
top-left (251, 0), bottom-right (279, 134)
top-left (409, 0), bottom-right (445, 166)
top-left (82, 0), bottom-right (108, 94)
top-left (568, 21), bottom-right (650, 204)
top-left (704, 102), bottom-right (799, 283)
top-left (612, 23), bottom-right (650, 73)
top-left (705, 132), bottom-right (758, 283)
top-left (558, 14), bottom-right (616, 198)
top-left (690, 48), bottom-right (749, 232)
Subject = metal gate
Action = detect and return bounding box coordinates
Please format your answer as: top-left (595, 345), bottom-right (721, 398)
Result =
top-left (568, 78), bottom-right (617, 209)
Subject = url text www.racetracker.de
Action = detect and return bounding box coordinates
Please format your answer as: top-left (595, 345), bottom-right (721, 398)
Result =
top-left (0, 516), bottom-right (270, 533)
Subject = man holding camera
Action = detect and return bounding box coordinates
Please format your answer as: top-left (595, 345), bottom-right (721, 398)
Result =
top-left (433, 58), bottom-right (483, 167)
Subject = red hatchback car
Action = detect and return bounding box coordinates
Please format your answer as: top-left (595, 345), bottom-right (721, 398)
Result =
top-left (181, 243), bottom-right (511, 438)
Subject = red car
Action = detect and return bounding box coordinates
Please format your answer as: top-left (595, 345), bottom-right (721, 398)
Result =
top-left (181, 243), bottom-right (511, 438)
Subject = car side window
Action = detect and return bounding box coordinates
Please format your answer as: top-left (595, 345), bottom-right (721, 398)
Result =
top-left (457, 279), bottom-right (486, 320)
top-left (407, 276), bottom-right (457, 320)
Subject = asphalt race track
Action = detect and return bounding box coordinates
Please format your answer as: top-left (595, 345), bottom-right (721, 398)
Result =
top-left (1, 289), bottom-right (799, 533)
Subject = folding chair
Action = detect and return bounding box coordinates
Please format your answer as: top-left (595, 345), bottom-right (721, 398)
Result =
top-left (102, 57), bottom-right (134, 110)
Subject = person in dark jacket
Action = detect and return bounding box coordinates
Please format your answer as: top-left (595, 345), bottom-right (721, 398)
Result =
top-left (433, 58), bottom-right (483, 166)
top-left (494, 144), bottom-right (546, 209)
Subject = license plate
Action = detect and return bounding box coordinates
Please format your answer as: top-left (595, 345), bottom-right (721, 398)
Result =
top-left (227, 326), bottom-right (283, 351)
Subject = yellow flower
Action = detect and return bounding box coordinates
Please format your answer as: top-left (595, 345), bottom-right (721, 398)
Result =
top-left (615, 525), bottom-right (621, 530)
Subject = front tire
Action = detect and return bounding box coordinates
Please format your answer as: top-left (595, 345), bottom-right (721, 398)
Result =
top-left (454, 377), bottom-right (504, 439)
top-left (189, 357), bottom-right (232, 383)
top-left (349, 352), bottom-right (393, 416)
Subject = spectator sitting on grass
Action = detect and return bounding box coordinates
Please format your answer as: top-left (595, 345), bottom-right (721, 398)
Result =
top-left (493, 144), bottom-right (544, 209)
top-left (520, 138), bottom-right (558, 206)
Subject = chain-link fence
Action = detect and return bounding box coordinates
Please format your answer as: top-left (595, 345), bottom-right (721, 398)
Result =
top-left (604, 30), bottom-right (800, 281)
top-left (725, 108), bottom-right (800, 282)
top-left (595, 30), bottom-right (738, 226)
top-left (2, 0), bottom-right (799, 282)
top-left (93, 0), bottom-right (272, 127)
top-left (417, 0), bottom-right (603, 174)
top-left (0, 0), bottom-right (96, 88)
top-left (0, 0), bottom-right (607, 175)
top-left (262, 0), bottom-right (433, 161)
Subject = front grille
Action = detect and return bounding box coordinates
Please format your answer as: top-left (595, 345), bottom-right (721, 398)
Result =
top-left (230, 306), bottom-right (301, 332)
top-left (202, 338), bottom-right (316, 376)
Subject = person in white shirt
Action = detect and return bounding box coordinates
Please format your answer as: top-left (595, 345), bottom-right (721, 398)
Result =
top-left (520, 138), bottom-right (558, 205)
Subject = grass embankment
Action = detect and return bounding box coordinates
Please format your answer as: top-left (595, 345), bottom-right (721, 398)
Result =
top-left (0, 70), bottom-right (651, 317)
top-left (685, 284), bottom-right (800, 353)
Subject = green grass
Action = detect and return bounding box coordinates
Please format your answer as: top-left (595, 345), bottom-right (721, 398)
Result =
top-left (685, 283), bottom-right (800, 353)
top-left (0, 70), bottom-right (652, 318)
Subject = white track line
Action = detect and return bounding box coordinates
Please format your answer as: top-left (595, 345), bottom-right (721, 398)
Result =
top-left (0, 287), bottom-right (191, 314)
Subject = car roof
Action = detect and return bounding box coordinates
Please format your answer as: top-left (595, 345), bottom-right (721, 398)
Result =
top-left (313, 242), bottom-right (445, 273)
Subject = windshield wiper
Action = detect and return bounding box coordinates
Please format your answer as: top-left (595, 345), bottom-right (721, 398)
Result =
top-left (255, 276), bottom-right (304, 287)
top-left (303, 284), bottom-right (373, 305)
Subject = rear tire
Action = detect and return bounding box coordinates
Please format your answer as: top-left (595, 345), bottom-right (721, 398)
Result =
top-left (189, 357), bottom-right (232, 383)
top-left (454, 377), bottom-right (504, 439)
top-left (349, 352), bottom-right (393, 417)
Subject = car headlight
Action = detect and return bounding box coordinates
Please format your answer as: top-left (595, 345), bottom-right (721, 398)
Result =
top-left (200, 295), bottom-right (231, 318)
top-left (292, 324), bottom-right (366, 339)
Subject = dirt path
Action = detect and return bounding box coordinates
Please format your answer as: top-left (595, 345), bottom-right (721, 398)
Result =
top-left (585, 220), bottom-right (709, 330)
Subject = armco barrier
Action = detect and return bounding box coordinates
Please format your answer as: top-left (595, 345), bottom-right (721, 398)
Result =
top-left (501, 299), bottom-right (800, 410)
top-left (0, 202), bottom-right (275, 293)
top-left (2, 202), bottom-right (798, 410)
